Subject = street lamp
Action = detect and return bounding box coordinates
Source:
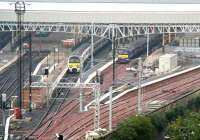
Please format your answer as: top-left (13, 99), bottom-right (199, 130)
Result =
top-left (15, 0), bottom-right (25, 117)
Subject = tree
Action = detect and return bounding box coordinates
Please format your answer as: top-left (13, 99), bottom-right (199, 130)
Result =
top-left (166, 112), bottom-right (200, 140)
top-left (110, 116), bottom-right (155, 140)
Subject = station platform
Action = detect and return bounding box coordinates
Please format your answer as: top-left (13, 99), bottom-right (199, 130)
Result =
top-left (22, 50), bottom-right (68, 109)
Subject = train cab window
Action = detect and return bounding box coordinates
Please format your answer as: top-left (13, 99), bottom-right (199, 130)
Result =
top-left (69, 56), bottom-right (80, 63)
top-left (118, 49), bottom-right (128, 54)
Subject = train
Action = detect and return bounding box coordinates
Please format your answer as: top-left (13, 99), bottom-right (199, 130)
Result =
top-left (67, 38), bottom-right (110, 74)
top-left (117, 34), bottom-right (162, 63)
top-left (67, 42), bottom-right (89, 73)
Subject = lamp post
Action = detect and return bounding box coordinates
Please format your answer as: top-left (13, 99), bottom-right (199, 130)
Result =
top-left (15, 0), bottom-right (25, 116)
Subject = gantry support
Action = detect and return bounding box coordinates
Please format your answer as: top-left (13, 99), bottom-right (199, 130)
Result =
top-left (2, 22), bottom-right (200, 40)
top-left (31, 82), bottom-right (101, 130)
top-left (91, 23), bottom-right (94, 68)
top-left (162, 33), bottom-right (165, 53)
top-left (146, 31), bottom-right (149, 57)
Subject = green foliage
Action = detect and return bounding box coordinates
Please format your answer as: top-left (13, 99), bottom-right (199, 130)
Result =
top-left (187, 96), bottom-right (200, 111)
top-left (165, 105), bottom-right (186, 122)
top-left (166, 112), bottom-right (200, 140)
top-left (150, 113), bottom-right (167, 132)
top-left (100, 95), bottom-right (200, 140)
top-left (110, 116), bottom-right (155, 140)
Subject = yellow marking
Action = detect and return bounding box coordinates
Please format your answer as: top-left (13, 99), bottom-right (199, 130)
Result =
top-left (118, 54), bottom-right (128, 59)
top-left (68, 63), bottom-right (80, 68)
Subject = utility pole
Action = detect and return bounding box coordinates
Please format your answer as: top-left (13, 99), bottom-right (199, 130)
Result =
top-left (94, 71), bottom-right (101, 130)
top-left (45, 55), bottom-right (49, 107)
top-left (112, 25), bottom-right (116, 87)
top-left (94, 88), bottom-right (100, 130)
top-left (15, 1), bottom-right (25, 117)
top-left (108, 86), bottom-right (112, 131)
top-left (79, 57), bottom-right (83, 112)
top-left (147, 31), bottom-right (149, 57)
top-left (91, 23), bottom-right (94, 68)
top-left (137, 58), bottom-right (143, 114)
top-left (55, 47), bottom-right (59, 64)
top-left (54, 47), bottom-right (56, 70)
top-left (108, 24), bottom-right (115, 131)
top-left (29, 32), bottom-right (32, 112)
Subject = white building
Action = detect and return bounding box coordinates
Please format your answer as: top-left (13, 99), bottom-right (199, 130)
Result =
top-left (159, 54), bottom-right (177, 73)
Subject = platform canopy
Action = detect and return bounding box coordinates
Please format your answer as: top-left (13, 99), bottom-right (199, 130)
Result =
top-left (1, 0), bottom-right (200, 4)
top-left (1, 2), bottom-right (200, 23)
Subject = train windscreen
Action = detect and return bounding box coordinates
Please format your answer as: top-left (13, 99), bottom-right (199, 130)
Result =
top-left (69, 56), bottom-right (80, 63)
top-left (118, 49), bottom-right (128, 54)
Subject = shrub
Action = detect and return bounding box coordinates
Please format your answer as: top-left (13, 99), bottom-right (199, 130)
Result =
top-left (110, 116), bottom-right (155, 140)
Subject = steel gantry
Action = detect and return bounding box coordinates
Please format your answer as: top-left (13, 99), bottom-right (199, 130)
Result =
top-left (2, 22), bottom-right (200, 39)
top-left (31, 81), bottom-right (101, 130)
top-left (10, 21), bottom-right (200, 131)
top-left (58, 82), bottom-right (101, 130)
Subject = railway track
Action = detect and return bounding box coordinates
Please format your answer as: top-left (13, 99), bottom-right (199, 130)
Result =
top-left (29, 65), bottom-right (200, 140)
top-left (0, 52), bottom-right (48, 108)
top-left (26, 39), bottom-right (162, 139)
top-left (26, 75), bottom-right (79, 139)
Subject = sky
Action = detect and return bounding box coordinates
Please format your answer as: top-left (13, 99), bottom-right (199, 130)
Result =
top-left (2, 0), bottom-right (200, 3)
